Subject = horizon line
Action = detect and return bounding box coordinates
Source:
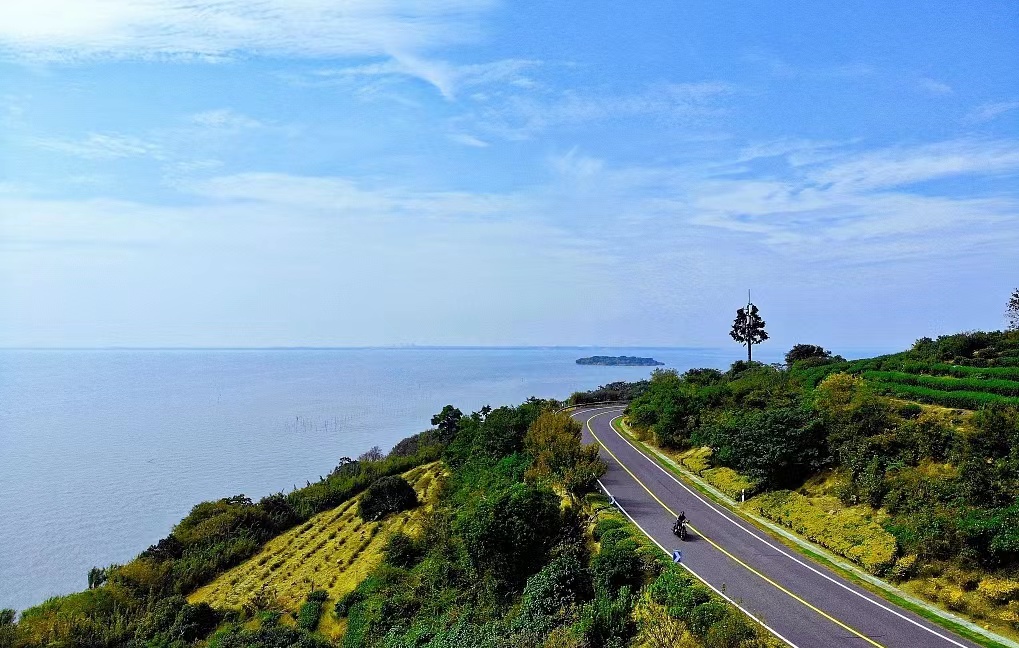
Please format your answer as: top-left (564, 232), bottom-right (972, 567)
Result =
top-left (0, 344), bottom-right (903, 353)
top-left (0, 344), bottom-right (734, 351)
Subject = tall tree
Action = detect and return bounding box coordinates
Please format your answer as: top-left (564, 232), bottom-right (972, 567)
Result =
top-left (730, 292), bottom-right (769, 362)
top-left (1008, 288), bottom-right (1019, 331)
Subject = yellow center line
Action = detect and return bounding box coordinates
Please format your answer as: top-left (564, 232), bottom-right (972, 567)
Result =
top-left (583, 410), bottom-right (887, 648)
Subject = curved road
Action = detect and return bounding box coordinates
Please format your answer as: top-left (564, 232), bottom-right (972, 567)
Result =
top-left (572, 405), bottom-right (982, 648)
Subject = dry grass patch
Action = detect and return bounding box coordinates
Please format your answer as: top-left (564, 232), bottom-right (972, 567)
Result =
top-left (189, 462), bottom-right (445, 640)
top-left (745, 490), bottom-right (898, 574)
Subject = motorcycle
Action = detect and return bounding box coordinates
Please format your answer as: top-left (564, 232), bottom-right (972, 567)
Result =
top-left (672, 518), bottom-right (688, 541)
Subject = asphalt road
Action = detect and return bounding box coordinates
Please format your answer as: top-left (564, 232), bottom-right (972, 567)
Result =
top-left (571, 405), bottom-right (983, 648)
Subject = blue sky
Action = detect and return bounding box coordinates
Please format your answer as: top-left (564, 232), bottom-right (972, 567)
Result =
top-left (1, 1), bottom-right (1017, 350)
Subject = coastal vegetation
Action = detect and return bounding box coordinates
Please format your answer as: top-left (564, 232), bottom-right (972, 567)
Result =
top-left (2, 399), bottom-right (774, 648)
top-left (188, 462), bottom-right (444, 640)
top-left (597, 328), bottom-right (1019, 637)
top-left (3, 428), bottom-right (449, 648)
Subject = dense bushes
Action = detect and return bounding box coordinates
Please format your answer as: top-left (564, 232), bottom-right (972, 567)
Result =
top-left (456, 482), bottom-right (564, 589)
top-left (615, 332), bottom-right (1019, 588)
top-left (382, 531), bottom-right (424, 569)
top-left (358, 475), bottom-right (418, 521)
top-left (627, 370), bottom-right (710, 448)
top-left (524, 411), bottom-right (605, 500)
top-left (570, 380), bottom-right (649, 405)
top-left (333, 398), bottom-right (771, 648)
top-left (911, 331), bottom-right (1019, 365)
top-left (694, 406), bottom-right (827, 489)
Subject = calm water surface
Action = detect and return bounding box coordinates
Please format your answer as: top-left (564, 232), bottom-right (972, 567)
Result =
top-left (0, 346), bottom-right (783, 611)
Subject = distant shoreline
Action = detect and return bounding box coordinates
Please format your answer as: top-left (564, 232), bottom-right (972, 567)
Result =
top-left (576, 355), bottom-right (664, 366)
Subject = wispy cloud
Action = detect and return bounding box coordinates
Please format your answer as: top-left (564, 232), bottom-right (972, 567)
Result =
top-left (0, 1), bottom-right (496, 62)
top-left (808, 139), bottom-right (1019, 190)
top-left (739, 49), bottom-right (874, 81)
top-left (918, 78), bottom-right (953, 95)
top-left (31, 132), bottom-right (164, 159)
top-left (184, 172), bottom-right (517, 220)
top-left (965, 100), bottom-right (1019, 123)
top-left (189, 109), bottom-right (263, 131)
top-left (448, 133), bottom-right (489, 148)
top-left (468, 82), bottom-right (734, 140)
top-left (293, 57), bottom-right (539, 100)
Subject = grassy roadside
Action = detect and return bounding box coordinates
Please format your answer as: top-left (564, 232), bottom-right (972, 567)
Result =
top-left (609, 416), bottom-right (1018, 648)
top-left (585, 491), bottom-right (786, 648)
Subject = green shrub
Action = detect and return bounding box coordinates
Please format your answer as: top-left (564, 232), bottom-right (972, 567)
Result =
top-left (576, 588), bottom-right (637, 648)
top-left (209, 622), bottom-right (332, 648)
top-left (296, 591), bottom-right (327, 631)
top-left (358, 476), bottom-right (419, 522)
top-left (694, 406), bottom-right (827, 489)
top-left (687, 600), bottom-right (729, 637)
top-left (455, 482), bottom-right (563, 589)
top-left (591, 537), bottom-right (644, 595)
top-left (592, 518), bottom-right (625, 540)
top-left (598, 527), bottom-right (632, 550)
top-left (701, 467), bottom-right (758, 500)
top-left (515, 551), bottom-right (593, 634)
top-left (382, 531), bottom-right (423, 568)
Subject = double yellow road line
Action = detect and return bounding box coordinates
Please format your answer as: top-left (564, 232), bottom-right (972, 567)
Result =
top-left (582, 408), bottom-right (888, 648)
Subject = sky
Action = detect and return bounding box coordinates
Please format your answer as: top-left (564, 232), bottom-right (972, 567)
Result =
top-left (0, 1), bottom-right (1017, 351)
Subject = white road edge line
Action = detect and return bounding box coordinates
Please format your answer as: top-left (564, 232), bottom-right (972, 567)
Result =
top-left (595, 477), bottom-right (800, 648)
top-left (603, 412), bottom-right (971, 648)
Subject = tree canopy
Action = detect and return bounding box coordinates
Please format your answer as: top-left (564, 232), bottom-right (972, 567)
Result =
top-left (729, 297), bottom-right (769, 362)
top-left (1007, 288), bottom-right (1019, 331)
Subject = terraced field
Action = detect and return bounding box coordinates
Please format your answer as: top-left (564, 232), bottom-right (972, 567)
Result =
top-left (795, 352), bottom-right (1019, 410)
top-left (864, 369), bottom-right (1019, 409)
top-left (189, 462), bottom-right (445, 639)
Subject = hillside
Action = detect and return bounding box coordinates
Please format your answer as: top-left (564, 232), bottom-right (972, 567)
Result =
top-left (599, 329), bottom-right (1019, 640)
top-left (1, 399), bottom-right (779, 648)
top-left (189, 462), bottom-right (445, 640)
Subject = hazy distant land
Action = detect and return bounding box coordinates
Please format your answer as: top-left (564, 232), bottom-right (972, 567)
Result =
top-left (575, 355), bottom-right (664, 366)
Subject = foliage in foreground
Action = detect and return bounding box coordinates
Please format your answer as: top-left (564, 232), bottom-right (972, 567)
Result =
top-left (333, 400), bottom-right (771, 648)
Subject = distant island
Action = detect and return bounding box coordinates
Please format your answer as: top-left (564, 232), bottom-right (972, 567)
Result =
top-left (576, 355), bottom-right (664, 366)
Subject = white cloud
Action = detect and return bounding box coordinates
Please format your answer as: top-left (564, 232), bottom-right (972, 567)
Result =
top-left (302, 57), bottom-right (539, 100)
top-left (918, 78), bottom-right (953, 95)
top-left (3, 135), bottom-right (1018, 347)
top-left (965, 100), bottom-right (1019, 123)
top-left (448, 133), bottom-right (488, 148)
top-left (189, 109), bottom-right (262, 130)
top-left (809, 139), bottom-right (1019, 190)
top-left (31, 132), bottom-right (164, 159)
top-left (0, 1), bottom-right (496, 62)
top-left (184, 172), bottom-right (516, 220)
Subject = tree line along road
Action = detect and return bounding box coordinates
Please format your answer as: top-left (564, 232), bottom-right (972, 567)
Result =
top-left (571, 404), bottom-right (985, 648)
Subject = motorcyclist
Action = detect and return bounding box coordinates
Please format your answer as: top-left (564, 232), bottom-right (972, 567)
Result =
top-left (673, 511), bottom-right (687, 536)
